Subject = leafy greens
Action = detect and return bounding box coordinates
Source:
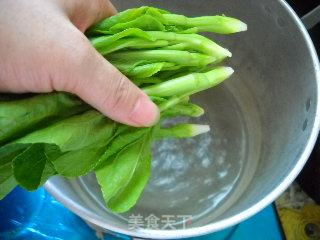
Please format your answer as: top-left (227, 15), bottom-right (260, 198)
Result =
top-left (0, 6), bottom-right (246, 213)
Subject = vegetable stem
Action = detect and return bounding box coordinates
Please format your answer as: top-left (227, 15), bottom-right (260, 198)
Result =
top-left (158, 95), bottom-right (190, 112)
top-left (155, 124), bottom-right (210, 139)
top-left (163, 103), bottom-right (204, 117)
top-left (162, 14), bottom-right (248, 34)
top-left (108, 50), bottom-right (217, 67)
top-left (143, 66), bottom-right (234, 97)
top-left (146, 31), bottom-right (231, 57)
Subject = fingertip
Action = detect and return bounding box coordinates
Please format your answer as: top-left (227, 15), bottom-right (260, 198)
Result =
top-left (93, 0), bottom-right (117, 24)
top-left (106, 0), bottom-right (117, 15)
top-left (128, 94), bottom-right (160, 127)
top-left (61, 0), bottom-right (118, 31)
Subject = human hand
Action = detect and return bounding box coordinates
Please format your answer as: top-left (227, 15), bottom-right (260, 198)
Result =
top-left (0, 0), bottom-right (159, 127)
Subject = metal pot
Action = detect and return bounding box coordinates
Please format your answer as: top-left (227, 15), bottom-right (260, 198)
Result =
top-left (45, 0), bottom-right (320, 239)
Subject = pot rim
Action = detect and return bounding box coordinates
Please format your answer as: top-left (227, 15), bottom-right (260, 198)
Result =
top-left (45, 0), bottom-right (320, 238)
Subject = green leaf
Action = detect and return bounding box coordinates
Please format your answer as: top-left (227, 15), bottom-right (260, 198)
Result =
top-left (0, 143), bottom-right (30, 166)
top-left (0, 92), bottom-right (88, 145)
top-left (0, 162), bottom-right (14, 183)
top-left (91, 28), bottom-right (154, 54)
top-left (145, 7), bottom-right (169, 24)
top-left (14, 111), bottom-right (116, 178)
top-left (88, 6), bottom-right (170, 34)
top-left (107, 153), bottom-right (152, 213)
top-left (0, 175), bottom-right (17, 200)
top-left (109, 15), bottom-right (165, 33)
top-left (96, 131), bottom-right (153, 213)
top-left (52, 146), bottom-right (106, 177)
top-left (94, 38), bottom-right (169, 55)
top-left (12, 143), bottom-right (60, 191)
top-left (15, 110), bottom-right (114, 152)
top-left (133, 77), bottom-right (163, 87)
top-left (40, 159), bottom-right (57, 185)
top-left (95, 128), bottom-right (150, 170)
top-left (0, 143), bottom-right (29, 199)
top-left (162, 102), bottom-right (204, 117)
top-left (118, 62), bottom-right (176, 78)
top-left (88, 7), bottom-right (150, 33)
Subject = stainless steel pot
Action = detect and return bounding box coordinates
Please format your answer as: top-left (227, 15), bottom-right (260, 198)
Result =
top-left (45, 0), bottom-right (320, 239)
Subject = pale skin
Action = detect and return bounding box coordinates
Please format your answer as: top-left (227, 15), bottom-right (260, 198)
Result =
top-left (0, 0), bottom-right (159, 127)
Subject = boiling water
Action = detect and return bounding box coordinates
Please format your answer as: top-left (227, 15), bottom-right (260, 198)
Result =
top-left (69, 80), bottom-right (262, 228)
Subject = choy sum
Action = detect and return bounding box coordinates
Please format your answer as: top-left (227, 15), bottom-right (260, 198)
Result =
top-left (0, 6), bottom-right (246, 213)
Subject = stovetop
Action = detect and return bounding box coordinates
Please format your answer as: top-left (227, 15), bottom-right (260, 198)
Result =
top-left (0, 187), bottom-right (284, 240)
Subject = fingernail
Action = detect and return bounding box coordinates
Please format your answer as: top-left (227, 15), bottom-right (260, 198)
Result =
top-left (129, 95), bottom-right (160, 127)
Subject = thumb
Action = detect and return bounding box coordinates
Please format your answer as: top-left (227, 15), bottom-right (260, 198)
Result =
top-left (61, 37), bottom-right (159, 127)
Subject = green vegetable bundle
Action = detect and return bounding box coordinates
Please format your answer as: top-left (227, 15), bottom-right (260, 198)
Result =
top-left (0, 6), bottom-right (246, 213)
